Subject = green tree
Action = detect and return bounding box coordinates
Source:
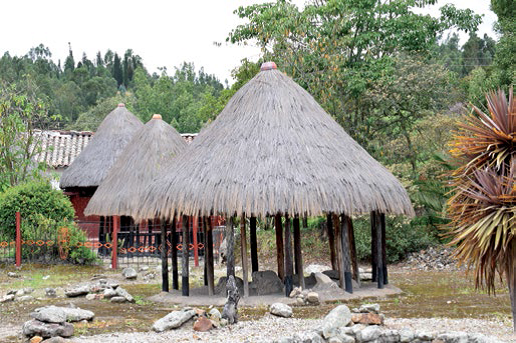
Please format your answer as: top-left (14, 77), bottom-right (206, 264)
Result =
top-left (491, 0), bottom-right (515, 87)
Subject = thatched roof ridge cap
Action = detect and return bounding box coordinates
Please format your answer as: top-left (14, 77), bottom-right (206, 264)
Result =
top-left (152, 114), bottom-right (162, 120)
top-left (118, 103), bottom-right (125, 107)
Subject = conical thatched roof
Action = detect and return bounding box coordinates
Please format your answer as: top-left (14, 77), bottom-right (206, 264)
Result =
top-left (84, 114), bottom-right (188, 217)
top-left (138, 63), bottom-right (414, 219)
top-left (60, 104), bottom-right (143, 189)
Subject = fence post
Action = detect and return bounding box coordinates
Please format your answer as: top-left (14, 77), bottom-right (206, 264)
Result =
top-left (112, 216), bottom-right (119, 269)
top-left (15, 212), bottom-right (21, 267)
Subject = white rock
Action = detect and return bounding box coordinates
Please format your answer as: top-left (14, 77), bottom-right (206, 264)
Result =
top-left (322, 305), bottom-right (352, 339)
top-left (152, 308), bottom-right (196, 332)
top-left (270, 303), bottom-right (293, 318)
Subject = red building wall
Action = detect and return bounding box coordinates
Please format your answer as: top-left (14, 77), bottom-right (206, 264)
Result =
top-left (69, 195), bottom-right (100, 240)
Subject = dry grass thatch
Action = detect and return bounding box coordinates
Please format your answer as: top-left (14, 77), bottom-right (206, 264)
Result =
top-left (84, 114), bottom-right (188, 217)
top-left (137, 67), bottom-right (414, 219)
top-left (59, 104), bottom-right (144, 189)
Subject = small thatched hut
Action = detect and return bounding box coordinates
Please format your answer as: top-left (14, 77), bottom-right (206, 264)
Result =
top-left (139, 62), bottom-right (414, 297)
top-left (59, 104), bottom-right (143, 238)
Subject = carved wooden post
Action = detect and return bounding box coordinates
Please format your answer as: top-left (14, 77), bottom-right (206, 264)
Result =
top-left (284, 213), bottom-right (294, 296)
top-left (327, 213), bottom-right (337, 270)
top-left (250, 216), bottom-right (259, 273)
top-left (182, 215), bottom-right (190, 296)
top-left (340, 214), bottom-right (353, 293)
top-left (240, 216), bottom-right (249, 297)
top-left (160, 219), bottom-right (169, 292)
top-left (205, 216), bottom-right (215, 296)
top-left (293, 214), bottom-right (305, 289)
top-left (226, 216), bottom-right (235, 278)
top-left (171, 216), bottom-right (178, 290)
top-left (274, 213), bottom-right (284, 281)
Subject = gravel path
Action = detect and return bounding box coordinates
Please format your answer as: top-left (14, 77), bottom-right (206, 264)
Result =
top-left (72, 315), bottom-right (515, 343)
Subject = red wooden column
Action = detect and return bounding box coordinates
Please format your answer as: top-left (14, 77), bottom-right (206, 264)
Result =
top-left (112, 215), bottom-right (119, 269)
top-left (192, 216), bottom-right (199, 267)
top-left (15, 212), bottom-right (21, 267)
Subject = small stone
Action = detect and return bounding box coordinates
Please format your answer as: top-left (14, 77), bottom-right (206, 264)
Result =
top-left (270, 303), bottom-right (293, 318)
top-left (41, 337), bottom-right (71, 343)
top-left (116, 287), bottom-right (134, 303)
top-left (122, 267), bottom-right (137, 280)
top-left (210, 318), bottom-right (220, 328)
top-left (103, 288), bottom-right (117, 299)
top-left (194, 308), bottom-right (206, 317)
top-left (85, 294), bottom-right (96, 301)
top-left (7, 272), bottom-right (19, 278)
top-left (306, 292), bottom-right (320, 304)
top-left (209, 308), bottom-right (221, 320)
top-left (358, 304), bottom-right (380, 314)
top-left (65, 285), bottom-right (90, 297)
top-left (152, 308), bottom-right (196, 332)
top-left (139, 265), bottom-right (149, 272)
top-left (31, 306), bottom-right (67, 323)
top-left (296, 298), bottom-right (305, 306)
top-left (16, 289), bottom-right (25, 296)
top-left (45, 288), bottom-right (56, 298)
top-left (322, 305), bottom-right (352, 339)
top-left (30, 336), bottom-right (43, 343)
top-left (193, 316), bottom-right (213, 332)
top-left (110, 296), bottom-right (127, 303)
top-left (17, 295), bottom-right (34, 302)
top-left (351, 313), bottom-right (383, 325)
top-left (220, 318), bottom-right (228, 327)
top-left (416, 331), bottom-right (436, 341)
top-left (380, 329), bottom-right (400, 342)
top-left (22, 319), bottom-right (74, 338)
top-left (399, 329), bottom-right (415, 342)
top-left (293, 331), bottom-right (324, 343)
top-left (337, 334), bottom-right (355, 343)
top-left (0, 294), bottom-right (15, 303)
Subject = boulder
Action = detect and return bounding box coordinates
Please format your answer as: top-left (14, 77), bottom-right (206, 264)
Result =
top-left (110, 296), bottom-right (127, 303)
top-left (323, 270), bottom-right (340, 280)
top-left (152, 308), bottom-right (196, 332)
top-left (193, 316), bottom-right (213, 332)
top-left (122, 267), bottom-right (137, 280)
top-left (250, 270), bottom-right (284, 295)
top-left (313, 272), bottom-right (340, 291)
top-left (116, 287), bottom-right (135, 302)
top-left (306, 292), bottom-right (320, 304)
top-left (64, 285), bottom-right (90, 297)
top-left (22, 319), bottom-right (74, 338)
top-left (215, 276), bottom-right (244, 296)
top-left (356, 326), bottom-right (381, 343)
top-left (351, 313), bottom-right (383, 325)
top-left (61, 307), bottom-right (95, 322)
top-left (31, 306), bottom-right (67, 324)
top-left (270, 303), bottom-right (293, 318)
top-left (322, 305), bottom-right (352, 339)
top-left (103, 288), bottom-right (117, 299)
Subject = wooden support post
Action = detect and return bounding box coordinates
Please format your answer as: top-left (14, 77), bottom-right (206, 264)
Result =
top-left (380, 213), bottom-right (388, 284)
top-left (327, 213), bottom-right (337, 271)
top-left (226, 216), bottom-right (235, 278)
top-left (171, 217), bottom-right (179, 290)
top-left (182, 215), bottom-right (190, 296)
top-left (240, 216), bottom-right (249, 297)
top-left (334, 214), bottom-right (343, 288)
top-left (371, 211), bottom-right (378, 282)
top-left (160, 219), bottom-right (169, 292)
top-left (205, 217), bottom-right (215, 296)
top-left (15, 212), bottom-right (21, 267)
top-left (340, 214), bottom-right (353, 293)
top-left (274, 213), bottom-right (285, 281)
top-left (284, 213), bottom-right (294, 297)
top-left (374, 211), bottom-right (384, 289)
top-left (203, 218), bottom-right (208, 286)
top-left (112, 215), bottom-right (119, 270)
top-left (250, 216), bottom-right (259, 273)
top-left (347, 216), bottom-right (360, 287)
top-left (193, 216), bottom-right (199, 267)
top-left (302, 214), bottom-right (308, 229)
top-left (293, 215), bottom-right (305, 289)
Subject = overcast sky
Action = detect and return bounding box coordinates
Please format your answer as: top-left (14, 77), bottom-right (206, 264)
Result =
top-left (1, 0), bottom-right (497, 84)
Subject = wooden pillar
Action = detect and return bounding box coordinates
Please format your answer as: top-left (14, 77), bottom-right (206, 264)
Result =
top-left (372, 211), bottom-right (384, 289)
top-left (302, 214), bottom-right (308, 229)
top-left (333, 214), bottom-right (343, 288)
top-left (371, 211), bottom-right (378, 282)
top-left (203, 218), bottom-right (208, 286)
top-left (240, 216), bottom-right (249, 297)
top-left (112, 215), bottom-right (119, 270)
top-left (182, 215), bottom-right (190, 296)
top-left (205, 216), bottom-right (215, 296)
top-left (284, 213), bottom-right (294, 297)
top-left (274, 213), bottom-right (285, 281)
top-left (192, 216), bottom-right (199, 267)
top-left (380, 213), bottom-right (388, 284)
top-left (250, 216), bottom-right (259, 273)
top-left (226, 216), bottom-right (235, 278)
top-left (327, 213), bottom-right (337, 270)
top-left (160, 219), bottom-right (169, 292)
top-left (347, 216), bottom-right (360, 287)
top-left (340, 214), bottom-right (353, 293)
top-left (171, 217), bottom-right (179, 290)
top-left (293, 214), bottom-right (305, 289)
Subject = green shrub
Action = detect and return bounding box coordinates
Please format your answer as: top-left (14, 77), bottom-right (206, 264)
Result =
top-left (0, 181), bottom-right (98, 264)
top-left (0, 181), bottom-right (74, 238)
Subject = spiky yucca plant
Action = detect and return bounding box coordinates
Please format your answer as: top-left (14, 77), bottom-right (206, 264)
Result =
top-left (446, 88), bottom-right (515, 330)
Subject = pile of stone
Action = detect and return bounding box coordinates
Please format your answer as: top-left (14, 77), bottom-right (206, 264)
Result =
top-left (288, 287), bottom-right (320, 306)
top-left (404, 246), bottom-right (464, 271)
top-left (152, 307), bottom-right (224, 333)
top-left (274, 304), bottom-right (502, 343)
top-left (0, 287), bottom-right (35, 303)
top-left (22, 305), bottom-right (94, 342)
top-left (65, 279), bottom-right (134, 303)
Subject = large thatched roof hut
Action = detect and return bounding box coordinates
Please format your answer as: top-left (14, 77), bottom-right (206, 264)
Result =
top-left (60, 104), bottom-right (144, 189)
top-left (138, 65), bottom-right (413, 219)
top-left (59, 103), bottom-right (143, 239)
top-left (139, 62), bottom-right (414, 298)
top-left (84, 114), bottom-right (187, 217)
